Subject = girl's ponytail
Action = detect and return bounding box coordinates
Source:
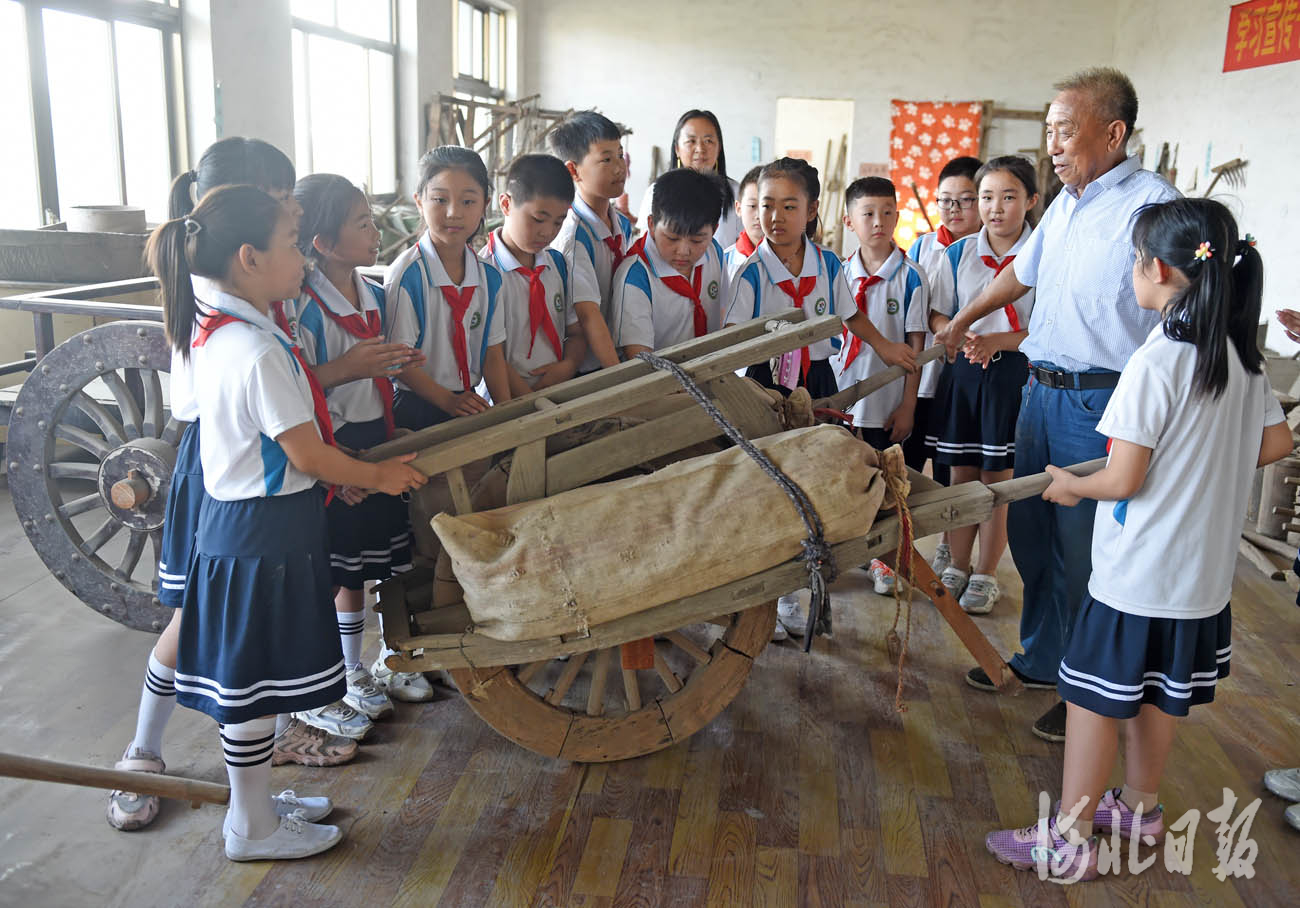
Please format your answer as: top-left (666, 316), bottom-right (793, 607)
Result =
top-left (1131, 197), bottom-right (1262, 399)
top-left (168, 169), bottom-right (198, 219)
top-left (145, 184), bottom-right (283, 360)
top-left (146, 217), bottom-right (199, 358)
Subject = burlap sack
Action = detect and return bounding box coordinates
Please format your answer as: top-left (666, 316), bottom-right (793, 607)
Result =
top-left (431, 424), bottom-right (887, 641)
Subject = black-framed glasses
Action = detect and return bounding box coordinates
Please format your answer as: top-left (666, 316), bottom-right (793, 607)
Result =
top-left (936, 197), bottom-right (977, 211)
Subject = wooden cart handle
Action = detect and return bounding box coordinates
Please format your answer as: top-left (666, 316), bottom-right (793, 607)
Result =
top-left (0, 751), bottom-right (229, 806)
top-left (986, 457), bottom-right (1108, 507)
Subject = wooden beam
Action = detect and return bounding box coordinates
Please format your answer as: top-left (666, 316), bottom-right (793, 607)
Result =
top-left (0, 751), bottom-right (228, 806)
top-left (815, 345), bottom-right (946, 413)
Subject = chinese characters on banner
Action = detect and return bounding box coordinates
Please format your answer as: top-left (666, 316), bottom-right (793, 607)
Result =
top-left (1223, 0), bottom-right (1300, 72)
top-left (888, 100), bottom-right (983, 250)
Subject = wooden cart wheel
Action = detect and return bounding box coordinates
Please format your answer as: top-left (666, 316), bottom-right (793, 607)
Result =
top-left (448, 599), bottom-right (777, 763)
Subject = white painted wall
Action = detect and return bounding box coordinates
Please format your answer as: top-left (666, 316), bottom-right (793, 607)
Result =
top-left (1112, 0), bottom-right (1300, 352)
top-left (521, 0), bottom-right (1118, 220)
top-left (207, 0), bottom-right (296, 156)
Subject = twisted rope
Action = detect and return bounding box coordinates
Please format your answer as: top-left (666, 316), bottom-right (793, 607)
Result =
top-left (635, 352), bottom-right (838, 649)
top-left (881, 461), bottom-right (916, 713)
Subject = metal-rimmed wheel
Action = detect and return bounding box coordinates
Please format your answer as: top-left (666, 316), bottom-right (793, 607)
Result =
top-left (7, 321), bottom-right (181, 632)
top-left (449, 600), bottom-right (777, 762)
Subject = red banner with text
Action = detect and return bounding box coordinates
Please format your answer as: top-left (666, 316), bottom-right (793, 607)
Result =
top-left (1223, 0), bottom-right (1300, 72)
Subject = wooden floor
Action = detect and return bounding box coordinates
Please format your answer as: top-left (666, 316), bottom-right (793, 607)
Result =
top-left (1, 487), bottom-right (1298, 907)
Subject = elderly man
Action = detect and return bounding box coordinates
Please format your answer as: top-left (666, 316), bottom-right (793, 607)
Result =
top-left (936, 68), bottom-right (1179, 742)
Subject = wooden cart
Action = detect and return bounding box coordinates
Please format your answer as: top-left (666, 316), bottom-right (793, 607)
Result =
top-left (364, 309), bottom-right (1098, 764)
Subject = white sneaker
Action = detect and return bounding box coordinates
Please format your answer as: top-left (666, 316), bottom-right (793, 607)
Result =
top-left (344, 667), bottom-right (394, 720)
top-left (776, 594), bottom-right (807, 637)
top-left (869, 559), bottom-right (897, 595)
top-left (939, 565), bottom-right (969, 601)
top-left (223, 790), bottom-right (332, 838)
top-left (224, 810), bottom-right (343, 861)
top-left (959, 574), bottom-right (1000, 614)
top-left (931, 542), bottom-right (952, 575)
top-left (295, 700), bottom-right (372, 740)
top-left (1264, 768), bottom-right (1300, 802)
top-left (770, 619), bottom-right (789, 643)
top-left (370, 655), bottom-right (436, 703)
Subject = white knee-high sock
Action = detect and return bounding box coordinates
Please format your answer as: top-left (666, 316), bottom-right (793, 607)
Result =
top-left (337, 610), bottom-right (364, 670)
top-left (129, 651), bottom-right (176, 758)
top-left (220, 718), bottom-right (279, 840)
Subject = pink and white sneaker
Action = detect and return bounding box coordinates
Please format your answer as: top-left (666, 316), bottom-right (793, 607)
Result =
top-left (985, 817), bottom-right (1100, 882)
top-left (1092, 788), bottom-right (1164, 842)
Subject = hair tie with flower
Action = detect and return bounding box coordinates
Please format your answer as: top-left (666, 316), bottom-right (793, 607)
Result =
top-left (1193, 240), bottom-right (1213, 263)
top-left (1236, 233), bottom-right (1257, 256)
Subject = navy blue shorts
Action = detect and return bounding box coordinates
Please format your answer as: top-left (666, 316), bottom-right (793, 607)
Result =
top-left (175, 488), bottom-right (345, 724)
top-left (327, 418), bottom-right (413, 590)
top-left (1057, 594), bottom-right (1231, 719)
top-left (157, 421), bottom-right (205, 607)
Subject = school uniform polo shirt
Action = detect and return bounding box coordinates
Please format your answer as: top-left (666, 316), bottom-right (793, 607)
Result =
top-left (553, 195), bottom-right (633, 373)
top-left (609, 235), bottom-right (728, 351)
top-left (296, 268), bottom-right (388, 429)
top-left (929, 224), bottom-right (1036, 335)
top-left (480, 229), bottom-right (578, 387)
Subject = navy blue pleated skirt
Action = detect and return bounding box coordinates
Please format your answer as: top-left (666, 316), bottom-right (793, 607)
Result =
top-left (328, 418), bottom-right (413, 590)
top-left (157, 421), bottom-right (205, 607)
top-left (929, 352), bottom-right (1028, 471)
top-left (175, 488), bottom-right (345, 724)
top-left (1057, 594), bottom-right (1231, 719)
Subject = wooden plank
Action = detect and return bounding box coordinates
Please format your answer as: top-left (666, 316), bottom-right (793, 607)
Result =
top-left (586, 647), bottom-right (612, 716)
top-left (388, 315), bottom-right (842, 477)
top-left (799, 711), bottom-right (842, 856)
top-left (546, 402), bottom-right (721, 495)
top-left (571, 816), bottom-right (634, 898)
top-left (704, 810), bottom-right (757, 906)
top-left (506, 438), bottom-right (547, 504)
top-left (383, 482), bottom-right (996, 672)
top-left (752, 847), bottom-right (798, 908)
top-left (364, 310), bottom-right (814, 462)
top-left (445, 465), bottom-right (473, 515)
top-left (667, 743), bottom-right (725, 877)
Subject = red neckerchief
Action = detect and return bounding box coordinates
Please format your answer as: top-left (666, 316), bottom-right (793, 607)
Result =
top-left (603, 234), bottom-right (629, 271)
top-left (735, 230), bottom-right (758, 257)
top-left (980, 253), bottom-right (1021, 331)
top-left (490, 233), bottom-right (563, 359)
top-left (840, 274), bottom-right (884, 371)
top-left (269, 299), bottom-right (293, 336)
top-left (440, 285), bottom-right (476, 391)
top-left (775, 273), bottom-right (819, 380)
top-left (936, 224), bottom-right (956, 247)
top-left (193, 309), bottom-right (337, 501)
top-left (301, 280), bottom-right (395, 439)
top-left (630, 235), bottom-right (707, 337)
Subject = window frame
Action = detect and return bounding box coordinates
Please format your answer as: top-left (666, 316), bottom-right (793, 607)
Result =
top-left (453, 0), bottom-right (507, 100)
top-left (17, 0), bottom-right (185, 224)
top-left (291, 0), bottom-right (400, 193)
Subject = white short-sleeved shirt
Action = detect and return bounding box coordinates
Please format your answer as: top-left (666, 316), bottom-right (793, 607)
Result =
top-left (480, 229), bottom-right (579, 387)
top-left (724, 236), bottom-right (854, 361)
top-left (639, 176), bottom-right (742, 249)
top-left (553, 195), bottom-right (634, 374)
top-left (1088, 326), bottom-right (1285, 619)
top-left (830, 247), bottom-right (930, 428)
top-left (907, 230), bottom-right (966, 399)
top-left (383, 235), bottom-right (506, 393)
top-left (928, 224), bottom-right (1037, 336)
top-left (189, 289), bottom-right (320, 501)
top-left (723, 236), bottom-right (759, 280)
top-left (609, 235), bottom-right (728, 352)
top-left (295, 267), bottom-right (388, 429)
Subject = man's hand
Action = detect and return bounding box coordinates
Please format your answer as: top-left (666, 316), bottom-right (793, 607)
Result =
top-left (934, 312), bottom-right (968, 360)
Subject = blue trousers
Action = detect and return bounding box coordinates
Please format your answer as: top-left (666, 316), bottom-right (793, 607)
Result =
top-left (1006, 365), bottom-right (1116, 681)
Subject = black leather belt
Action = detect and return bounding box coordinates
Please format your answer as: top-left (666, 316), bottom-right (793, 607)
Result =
top-left (1031, 365), bottom-right (1121, 390)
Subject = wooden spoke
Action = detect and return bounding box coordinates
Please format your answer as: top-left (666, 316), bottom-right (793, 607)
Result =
top-left (544, 651), bottom-right (588, 706)
top-left (653, 641), bottom-right (683, 693)
top-left (149, 531), bottom-right (163, 584)
top-left (101, 370), bottom-right (144, 440)
top-left (49, 462), bottom-right (100, 483)
top-left (117, 530), bottom-right (147, 579)
top-left (622, 667), bottom-right (642, 712)
top-left (53, 424), bottom-right (112, 460)
top-left (72, 391), bottom-right (127, 447)
top-left (160, 417), bottom-right (185, 446)
top-left (139, 368), bottom-right (164, 438)
top-left (516, 659), bottom-right (549, 686)
top-left (58, 491), bottom-right (104, 519)
top-left (665, 630), bottom-right (711, 665)
top-left (586, 648), bottom-right (612, 717)
top-left (81, 516), bottom-right (123, 556)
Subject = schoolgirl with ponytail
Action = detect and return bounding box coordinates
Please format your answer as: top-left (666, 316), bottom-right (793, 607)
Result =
top-left (986, 197), bottom-right (1293, 881)
top-left (146, 185), bottom-right (425, 862)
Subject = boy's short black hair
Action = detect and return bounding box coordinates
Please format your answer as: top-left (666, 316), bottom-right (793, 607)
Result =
top-left (650, 168), bottom-right (723, 235)
top-left (937, 156), bottom-right (983, 185)
top-left (845, 177), bottom-right (897, 209)
top-left (548, 110), bottom-right (622, 165)
top-left (737, 165), bottom-right (763, 197)
top-left (505, 153), bottom-right (575, 205)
